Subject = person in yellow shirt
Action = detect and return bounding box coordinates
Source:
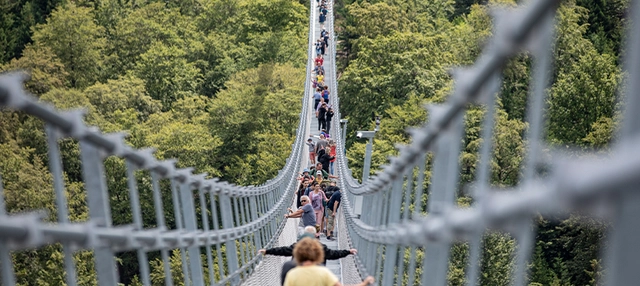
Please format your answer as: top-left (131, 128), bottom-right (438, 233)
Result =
top-left (283, 237), bottom-right (375, 286)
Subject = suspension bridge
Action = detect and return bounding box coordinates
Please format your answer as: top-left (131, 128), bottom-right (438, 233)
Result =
top-left (3, 0), bottom-right (640, 285)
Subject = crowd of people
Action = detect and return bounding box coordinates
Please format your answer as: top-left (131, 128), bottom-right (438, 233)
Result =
top-left (257, 1), bottom-right (375, 285)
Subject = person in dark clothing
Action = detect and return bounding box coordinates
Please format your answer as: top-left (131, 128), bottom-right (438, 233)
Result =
top-left (325, 107), bottom-right (334, 133)
top-left (296, 179), bottom-right (311, 209)
top-left (317, 148), bottom-right (334, 173)
top-left (260, 237), bottom-right (355, 265)
top-left (324, 180), bottom-right (339, 200)
top-left (317, 103), bottom-right (328, 131)
top-left (318, 38), bottom-right (327, 55)
top-left (280, 261), bottom-right (297, 286)
top-left (323, 31), bottom-right (330, 46)
top-left (259, 227), bottom-right (356, 285)
top-left (326, 189), bottom-right (341, 240)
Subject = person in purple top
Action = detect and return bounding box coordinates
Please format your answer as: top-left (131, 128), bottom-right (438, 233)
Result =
top-left (309, 185), bottom-right (329, 235)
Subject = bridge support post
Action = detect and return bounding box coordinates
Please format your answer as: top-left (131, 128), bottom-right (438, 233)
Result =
top-left (220, 195), bottom-right (240, 284)
top-left (340, 119), bottom-right (348, 155)
top-left (179, 180), bottom-right (205, 285)
top-left (79, 141), bottom-right (119, 286)
top-left (605, 0), bottom-right (640, 284)
top-left (422, 106), bottom-right (465, 286)
top-left (0, 174), bottom-right (17, 286)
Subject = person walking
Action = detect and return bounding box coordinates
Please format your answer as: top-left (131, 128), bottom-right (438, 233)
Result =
top-left (325, 106), bottom-right (334, 133)
top-left (319, 38), bottom-right (327, 55)
top-left (283, 238), bottom-right (375, 286)
top-left (317, 148), bottom-right (334, 174)
top-left (326, 186), bottom-right (341, 240)
top-left (317, 103), bottom-right (328, 132)
top-left (322, 86), bottom-right (330, 104)
top-left (296, 178), bottom-right (312, 209)
top-left (306, 138), bottom-right (316, 165)
top-left (313, 88), bottom-right (322, 110)
top-left (315, 54), bottom-right (324, 66)
top-left (310, 185), bottom-right (329, 235)
top-left (285, 195), bottom-right (316, 234)
top-left (315, 39), bottom-right (323, 55)
top-left (327, 140), bottom-right (337, 175)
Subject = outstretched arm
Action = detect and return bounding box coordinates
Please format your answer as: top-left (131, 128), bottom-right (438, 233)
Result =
top-left (259, 244), bottom-right (294, 257)
top-left (325, 248), bottom-right (356, 260)
top-left (285, 208), bottom-right (304, 218)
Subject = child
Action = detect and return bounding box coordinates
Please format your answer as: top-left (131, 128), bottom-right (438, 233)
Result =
top-left (306, 138), bottom-right (316, 165)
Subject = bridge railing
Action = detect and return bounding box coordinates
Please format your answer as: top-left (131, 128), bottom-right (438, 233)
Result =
top-left (330, 0), bottom-right (640, 285)
top-left (0, 1), bottom-right (317, 285)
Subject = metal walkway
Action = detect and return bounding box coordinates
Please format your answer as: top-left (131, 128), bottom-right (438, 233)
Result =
top-left (242, 2), bottom-right (359, 284)
top-left (3, 0), bottom-right (640, 285)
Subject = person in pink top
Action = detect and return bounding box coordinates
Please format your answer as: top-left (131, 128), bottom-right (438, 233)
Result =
top-left (310, 184), bottom-right (328, 235)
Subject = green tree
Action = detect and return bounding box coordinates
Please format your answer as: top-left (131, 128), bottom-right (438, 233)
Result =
top-left (84, 75), bottom-right (161, 124)
top-left (32, 3), bottom-right (107, 88)
top-left (547, 50), bottom-right (619, 145)
top-left (132, 42), bottom-right (202, 110)
top-left (1, 44), bottom-right (69, 95)
top-left (109, 2), bottom-right (200, 74)
top-left (208, 63), bottom-right (304, 184)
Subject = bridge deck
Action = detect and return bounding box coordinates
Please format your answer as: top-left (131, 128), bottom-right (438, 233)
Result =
top-left (242, 1), bottom-right (363, 284)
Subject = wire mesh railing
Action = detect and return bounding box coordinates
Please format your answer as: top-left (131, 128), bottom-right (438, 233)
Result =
top-left (0, 1), bottom-right (317, 285)
top-left (3, 0), bottom-right (640, 284)
top-left (329, 0), bottom-right (640, 285)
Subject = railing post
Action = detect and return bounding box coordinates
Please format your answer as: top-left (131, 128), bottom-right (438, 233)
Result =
top-left (150, 171), bottom-right (173, 286)
top-left (465, 73), bottom-right (501, 286)
top-left (356, 131), bottom-right (376, 217)
top-left (169, 178), bottom-right (190, 285)
top-left (79, 140), bottom-right (119, 286)
top-left (340, 119), bottom-right (348, 155)
top-left (406, 153), bottom-right (427, 286)
top-left (0, 174), bottom-right (17, 286)
top-left (178, 177), bottom-right (204, 285)
top-left (125, 159), bottom-right (151, 286)
top-left (605, 0), bottom-right (640, 283)
top-left (513, 8), bottom-right (556, 286)
top-left (45, 125), bottom-right (78, 286)
top-left (198, 184), bottom-right (215, 285)
top-left (422, 105), bottom-right (464, 286)
top-left (220, 194), bottom-right (240, 283)
top-left (208, 187), bottom-right (227, 281)
top-left (381, 173), bottom-right (404, 285)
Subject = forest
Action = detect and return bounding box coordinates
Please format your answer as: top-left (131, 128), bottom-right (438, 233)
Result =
top-left (0, 0), bottom-right (626, 285)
